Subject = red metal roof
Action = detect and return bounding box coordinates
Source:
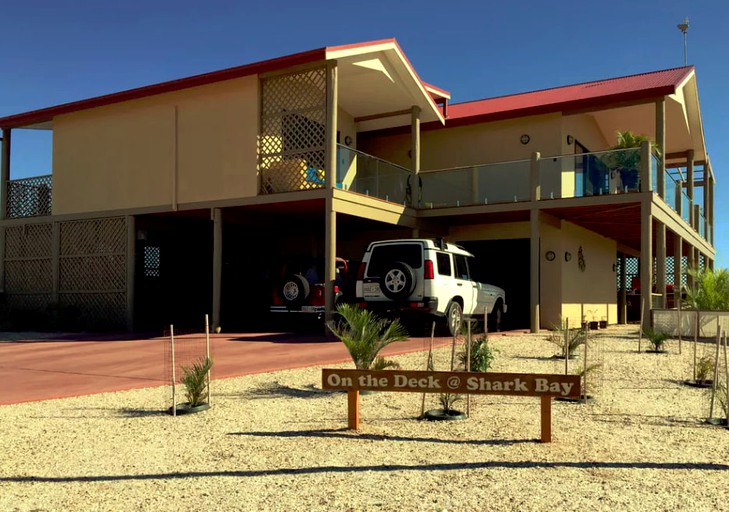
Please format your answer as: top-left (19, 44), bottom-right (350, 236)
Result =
top-left (444, 66), bottom-right (694, 125)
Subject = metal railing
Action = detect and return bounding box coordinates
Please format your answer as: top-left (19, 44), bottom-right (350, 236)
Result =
top-left (336, 145), bottom-right (413, 205)
top-left (419, 159), bottom-right (531, 208)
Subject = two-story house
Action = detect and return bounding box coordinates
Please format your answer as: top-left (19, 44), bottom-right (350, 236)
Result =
top-left (0, 38), bottom-right (714, 333)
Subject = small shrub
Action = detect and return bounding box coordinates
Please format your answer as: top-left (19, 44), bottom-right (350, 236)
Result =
top-left (643, 328), bottom-right (669, 352)
top-left (696, 355), bottom-right (714, 384)
top-left (181, 357), bottom-right (213, 407)
top-left (547, 320), bottom-right (585, 358)
top-left (438, 392), bottom-right (462, 413)
top-left (458, 335), bottom-right (497, 372)
top-left (576, 363), bottom-right (602, 397)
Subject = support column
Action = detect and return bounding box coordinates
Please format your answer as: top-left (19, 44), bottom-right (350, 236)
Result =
top-left (125, 216), bottom-right (136, 331)
top-left (411, 105), bottom-right (421, 236)
top-left (673, 235), bottom-right (682, 307)
top-left (51, 222), bottom-right (60, 304)
top-left (640, 141), bottom-right (652, 193)
top-left (702, 164), bottom-right (709, 238)
top-left (693, 204), bottom-right (700, 232)
top-left (410, 106), bottom-right (421, 176)
top-left (687, 150), bottom-right (695, 227)
top-left (324, 61), bottom-right (338, 327)
top-left (212, 208), bottom-right (222, 331)
top-left (656, 221), bottom-right (666, 308)
top-left (686, 245), bottom-right (695, 290)
top-left (620, 253), bottom-right (627, 324)
top-left (1, 128), bottom-right (10, 220)
top-left (529, 208), bottom-right (540, 333)
top-left (655, 99), bottom-right (666, 199)
top-left (640, 199), bottom-right (653, 333)
top-left (708, 168), bottom-right (714, 245)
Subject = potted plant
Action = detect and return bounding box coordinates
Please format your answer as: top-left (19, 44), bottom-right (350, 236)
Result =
top-left (327, 304), bottom-right (408, 370)
top-left (601, 130), bottom-right (655, 192)
top-left (424, 393), bottom-right (466, 421)
top-left (170, 356), bottom-right (213, 415)
top-left (599, 316), bottom-right (608, 329)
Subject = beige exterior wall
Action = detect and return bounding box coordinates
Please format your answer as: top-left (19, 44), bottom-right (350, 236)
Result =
top-left (52, 77), bottom-right (259, 215)
top-left (559, 221), bottom-right (618, 327)
top-left (362, 113), bottom-right (562, 170)
top-left (540, 220), bottom-right (563, 327)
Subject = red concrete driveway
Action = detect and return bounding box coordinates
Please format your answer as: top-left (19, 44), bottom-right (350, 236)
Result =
top-left (0, 331), bottom-right (455, 405)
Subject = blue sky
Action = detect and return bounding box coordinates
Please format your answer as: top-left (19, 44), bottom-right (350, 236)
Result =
top-left (1, 0), bottom-right (726, 265)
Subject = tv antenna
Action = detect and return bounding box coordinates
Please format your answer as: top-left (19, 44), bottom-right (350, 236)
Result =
top-left (677, 17), bottom-right (689, 66)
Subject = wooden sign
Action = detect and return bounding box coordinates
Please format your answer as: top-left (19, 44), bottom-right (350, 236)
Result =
top-left (322, 369), bottom-right (581, 443)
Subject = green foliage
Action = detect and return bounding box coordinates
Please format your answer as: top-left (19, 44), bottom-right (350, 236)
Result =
top-left (328, 304), bottom-right (409, 370)
top-left (547, 320), bottom-right (586, 357)
top-left (181, 357), bottom-right (213, 407)
top-left (683, 267), bottom-right (729, 311)
top-left (576, 363), bottom-right (602, 396)
top-left (458, 335), bottom-right (497, 372)
top-left (643, 328), bottom-right (669, 351)
top-left (438, 392), bottom-right (462, 413)
top-left (370, 356), bottom-right (401, 371)
top-left (696, 355), bottom-right (714, 384)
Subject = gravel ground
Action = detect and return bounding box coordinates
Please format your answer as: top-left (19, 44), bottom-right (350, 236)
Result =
top-left (1, 325), bottom-right (728, 512)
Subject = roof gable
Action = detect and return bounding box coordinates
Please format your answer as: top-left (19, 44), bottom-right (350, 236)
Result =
top-left (446, 66), bottom-right (695, 125)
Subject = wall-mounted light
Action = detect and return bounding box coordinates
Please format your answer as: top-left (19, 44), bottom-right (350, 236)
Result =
top-left (612, 263), bottom-right (617, 272)
top-left (344, 135), bottom-right (352, 146)
top-left (520, 134), bottom-right (530, 145)
top-left (565, 251), bottom-right (572, 262)
top-left (566, 135), bottom-right (574, 145)
top-left (545, 250), bottom-right (556, 261)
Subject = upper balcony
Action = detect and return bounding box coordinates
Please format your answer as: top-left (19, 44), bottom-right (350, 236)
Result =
top-left (4, 174), bottom-right (52, 219)
top-left (258, 143), bottom-right (712, 247)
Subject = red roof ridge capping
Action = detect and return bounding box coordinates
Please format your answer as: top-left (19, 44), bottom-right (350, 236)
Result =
top-left (446, 65), bottom-right (695, 124)
top-left (0, 46), bottom-right (329, 129)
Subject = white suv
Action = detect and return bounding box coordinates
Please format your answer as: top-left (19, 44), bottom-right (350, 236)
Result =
top-left (355, 239), bottom-right (507, 335)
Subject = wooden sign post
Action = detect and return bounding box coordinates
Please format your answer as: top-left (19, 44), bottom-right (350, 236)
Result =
top-left (323, 369), bottom-right (581, 443)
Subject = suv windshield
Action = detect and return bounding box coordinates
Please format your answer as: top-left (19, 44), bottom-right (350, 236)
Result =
top-left (367, 244), bottom-right (423, 277)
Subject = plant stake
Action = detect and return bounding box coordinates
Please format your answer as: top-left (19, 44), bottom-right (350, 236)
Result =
top-left (709, 325), bottom-right (721, 419)
top-left (170, 324), bottom-right (176, 417)
top-left (205, 314), bottom-right (212, 406)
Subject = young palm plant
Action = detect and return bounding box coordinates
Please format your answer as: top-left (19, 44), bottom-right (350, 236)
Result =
top-left (684, 267), bottom-right (729, 311)
top-left (547, 320), bottom-right (585, 358)
top-left (643, 328), bottom-right (670, 352)
top-left (180, 357), bottom-right (213, 407)
top-left (328, 304), bottom-right (408, 369)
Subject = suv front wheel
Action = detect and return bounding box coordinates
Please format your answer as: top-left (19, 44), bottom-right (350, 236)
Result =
top-left (446, 301), bottom-right (463, 337)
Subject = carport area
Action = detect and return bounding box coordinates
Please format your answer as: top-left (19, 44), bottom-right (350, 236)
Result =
top-left (0, 331), bottom-right (457, 405)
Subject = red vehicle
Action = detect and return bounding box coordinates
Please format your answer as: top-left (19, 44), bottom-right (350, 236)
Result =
top-left (270, 257), bottom-right (350, 320)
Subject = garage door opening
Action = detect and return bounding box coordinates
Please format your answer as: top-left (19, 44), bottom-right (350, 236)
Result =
top-left (457, 239), bottom-right (530, 331)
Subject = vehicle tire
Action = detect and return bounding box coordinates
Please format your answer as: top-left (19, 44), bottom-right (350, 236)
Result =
top-left (446, 301), bottom-right (463, 337)
top-left (281, 274), bottom-right (310, 306)
top-left (379, 261), bottom-right (416, 300)
top-left (488, 301), bottom-right (503, 332)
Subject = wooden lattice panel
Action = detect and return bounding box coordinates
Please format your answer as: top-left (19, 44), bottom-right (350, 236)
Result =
top-left (60, 217), bottom-right (126, 256)
top-left (59, 292), bottom-right (127, 330)
top-left (4, 259), bottom-right (53, 292)
top-left (4, 223), bottom-right (52, 259)
top-left (6, 175), bottom-right (52, 218)
top-left (58, 217), bottom-right (127, 329)
top-left (259, 67), bottom-right (327, 193)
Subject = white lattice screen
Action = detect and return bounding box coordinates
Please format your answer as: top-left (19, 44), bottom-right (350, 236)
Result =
top-left (259, 67), bottom-right (327, 193)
